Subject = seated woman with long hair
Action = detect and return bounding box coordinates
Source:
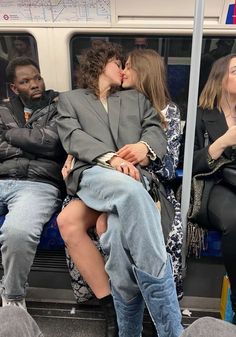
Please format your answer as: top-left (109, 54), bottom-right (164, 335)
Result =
top-left (121, 49), bottom-right (183, 298)
top-left (193, 54), bottom-right (236, 324)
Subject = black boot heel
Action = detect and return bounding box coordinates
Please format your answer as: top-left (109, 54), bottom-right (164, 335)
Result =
top-left (99, 295), bottom-right (119, 337)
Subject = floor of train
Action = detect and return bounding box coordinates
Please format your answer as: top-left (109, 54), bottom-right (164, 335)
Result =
top-left (27, 301), bottom-right (221, 337)
top-left (0, 251), bottom-right (225, 336)
top-left (25, 251), bottom-right (224, 337)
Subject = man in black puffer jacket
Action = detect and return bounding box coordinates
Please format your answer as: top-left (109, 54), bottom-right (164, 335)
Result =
top-left (0, 57), bottom-right (65, 309)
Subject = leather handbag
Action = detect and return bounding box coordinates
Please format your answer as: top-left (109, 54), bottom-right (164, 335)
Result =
top-left (139, 168), bottom-right (175, 243)
top-left (221, 164), bottom-right (236, 187)
top-left (182, 157), bottom-right (231, 257)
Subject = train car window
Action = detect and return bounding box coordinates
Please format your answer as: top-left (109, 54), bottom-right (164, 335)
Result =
top-left (70, 35), bottom-right (236, 120)
top-left (0, 34), bottom-right (38, 101)
top-left (199, 38), bottom-right (235, 95)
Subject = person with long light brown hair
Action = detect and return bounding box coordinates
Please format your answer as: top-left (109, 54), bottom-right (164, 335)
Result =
top-left (121, 49), bottom-right (183, 299)
top-left (193, 54), bottom-right (236, 324)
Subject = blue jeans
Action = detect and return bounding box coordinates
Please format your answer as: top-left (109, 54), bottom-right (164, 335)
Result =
top-left (0, 180), bottom-right (61, 300)
top-left (77, 165), bottom-right (167, 301)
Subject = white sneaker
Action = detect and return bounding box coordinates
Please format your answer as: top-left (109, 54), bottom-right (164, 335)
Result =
top-left (1, 296), bottom-right (27, 311)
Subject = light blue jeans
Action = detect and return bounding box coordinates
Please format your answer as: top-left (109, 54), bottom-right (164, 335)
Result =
top-left (0, 180), bottom-right (61, 301)
top-left (77, 166), bottom-right (167, 301)
top-left (78, 166), bottom-right (183, 336)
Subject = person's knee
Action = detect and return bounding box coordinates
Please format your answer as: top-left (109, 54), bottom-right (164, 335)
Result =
top-left (225, 219), bottom-right (236, 237)
top-left (57, 210), bottom-right (80, 242)
top-left (57, 210), bottom-right (69, 233)
top-left (89, 168), bottom-right (147, 202)
top-left (1, 225), bottom-right (36, 253)
top-left (57, 201), bottom-right (97, 243)
top-left (113, 175), bottom-right (145, 199)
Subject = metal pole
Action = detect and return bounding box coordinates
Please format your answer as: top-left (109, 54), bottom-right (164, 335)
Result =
top-left (181, 0), bottom-right (205, 272)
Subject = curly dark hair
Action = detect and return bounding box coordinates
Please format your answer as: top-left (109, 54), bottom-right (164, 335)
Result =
top-left (78, 40), bottom-right (123, 96)
top-left (6, 56), bottom-right (40, 83)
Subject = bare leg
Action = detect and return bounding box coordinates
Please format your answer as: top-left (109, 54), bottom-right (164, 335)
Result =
top-left (57, 200), bottom-right (110, 298)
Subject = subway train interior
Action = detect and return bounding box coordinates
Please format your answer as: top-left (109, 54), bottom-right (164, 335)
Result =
top-left (0, 0), bottom-right (235, 336)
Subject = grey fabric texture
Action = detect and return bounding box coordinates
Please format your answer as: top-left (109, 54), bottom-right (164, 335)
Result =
top-left (0, 306), bottom-right (43, 337)
top-left (57, 88), bottom-right (167, 195)
top-left (181, 317), bottom-right (236, 337)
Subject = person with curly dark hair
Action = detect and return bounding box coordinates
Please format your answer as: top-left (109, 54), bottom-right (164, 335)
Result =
top-left (57, 40), bottom-right (183, 337)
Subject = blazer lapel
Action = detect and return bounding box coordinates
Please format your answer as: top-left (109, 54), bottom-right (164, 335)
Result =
top-left (203, 108), bottom-right (227, 140)
top-left (203, 108), bottom-right (232, 158)
top-left (84, 90), bottom-right (109, 127)
top-left (107, 94), bottom-right (121, 146)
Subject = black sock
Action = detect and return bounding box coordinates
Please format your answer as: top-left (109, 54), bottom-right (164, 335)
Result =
top-left (99, 294), bottom-right (113, 305)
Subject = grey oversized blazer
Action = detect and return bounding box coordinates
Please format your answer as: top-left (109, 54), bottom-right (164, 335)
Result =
top-left (57, 88), bottom-right (167, 195)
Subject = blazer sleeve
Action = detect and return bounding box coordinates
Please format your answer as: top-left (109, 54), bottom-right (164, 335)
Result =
top-left (192, 108), bottom-right (212, 175)
top-left (138, 93), bottom-right (167, 162)
top-left (57, 92), bottom-right (114, 163)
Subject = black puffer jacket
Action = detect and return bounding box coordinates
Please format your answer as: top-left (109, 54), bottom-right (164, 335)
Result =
top-left (0, 90), bottom-right (65, 190)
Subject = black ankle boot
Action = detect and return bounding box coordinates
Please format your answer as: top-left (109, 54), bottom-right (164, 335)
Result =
top-left (99, 295), bottom-right (119, 337)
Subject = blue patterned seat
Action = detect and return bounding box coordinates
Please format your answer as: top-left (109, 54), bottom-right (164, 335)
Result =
top-left (0, 213), bottom-right (64, 250)
top-left (202, 230), bottom-right (222, 257)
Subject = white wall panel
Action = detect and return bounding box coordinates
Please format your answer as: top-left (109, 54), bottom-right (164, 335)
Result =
top-left (114, 0), bottom-right (224, 25)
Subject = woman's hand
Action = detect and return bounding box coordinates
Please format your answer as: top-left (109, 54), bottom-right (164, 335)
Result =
top-left (61, 154), bottom-right (74, 179)
top-left (209, 125), bottom-right (236, 160)
top-left (139, 156), bottom-right (150, 167)
top-left (109, 155), bottom-right (140, 180)
top-left (116, 142), bottom-right (149, 165)
top-left (222, 125), bottom-right (236, 147)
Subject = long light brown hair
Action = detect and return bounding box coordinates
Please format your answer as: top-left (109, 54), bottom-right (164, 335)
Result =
top-left (128, 49), bottom-right (170, 125)
top-left (199, 54), bottom-right (236, 110)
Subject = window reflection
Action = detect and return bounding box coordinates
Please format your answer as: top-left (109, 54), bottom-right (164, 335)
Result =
top-left (70, 35), bottom-right (236, 121)
top-left (0, 34), bottom-right (38, 101)
top-left (70, 35), bottom-right (192, 119)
